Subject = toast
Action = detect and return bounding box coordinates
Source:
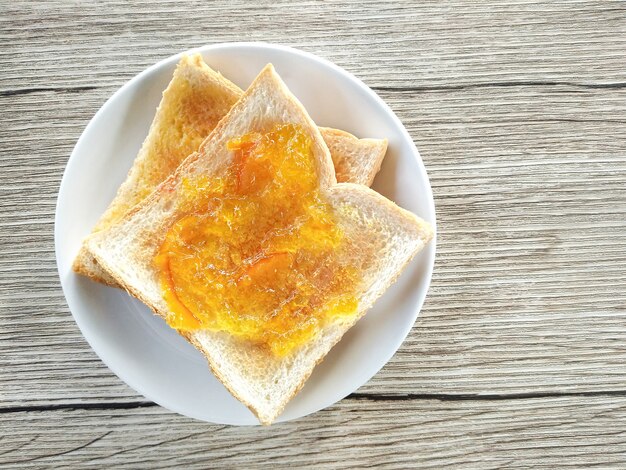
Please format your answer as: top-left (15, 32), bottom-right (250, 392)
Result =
top-left (86, 65), bottom-right (433, 424)
top-left (319, 127), bottom-right (387, 186)
top-left (73, 54), bottom-right (387, 286)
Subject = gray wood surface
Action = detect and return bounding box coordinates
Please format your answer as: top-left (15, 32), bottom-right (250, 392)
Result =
top-left (1, 0), bottom-right (625, 467)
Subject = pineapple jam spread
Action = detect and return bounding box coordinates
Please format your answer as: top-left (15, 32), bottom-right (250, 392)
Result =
top-left (155, 124), bottom-right (359, 356)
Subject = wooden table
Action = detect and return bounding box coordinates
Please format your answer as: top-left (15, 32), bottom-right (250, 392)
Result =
top-left (2, 1), bottom-right (625, 467)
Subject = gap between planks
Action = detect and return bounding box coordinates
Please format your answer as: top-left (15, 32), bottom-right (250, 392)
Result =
top-left (3, 80), bottom-right (626, 98)
top-left (4, 390), bottom-right (626, 415)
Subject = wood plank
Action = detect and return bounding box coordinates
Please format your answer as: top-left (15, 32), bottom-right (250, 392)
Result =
top-left (1, 1), bottom-right (625, 93)
top-left (1, 396), bottom-right (626, 468)
top-left (1, 79), bottom-right (625, 406)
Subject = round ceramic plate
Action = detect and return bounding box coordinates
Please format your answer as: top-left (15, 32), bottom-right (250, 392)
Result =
top-left (55, 43), bottom-right (437, 425)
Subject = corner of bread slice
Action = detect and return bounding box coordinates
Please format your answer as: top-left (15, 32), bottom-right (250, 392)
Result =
top-left (319, 127), bottom-right (388, 186)
top-left (187, 320), bottom-right (358, 425)
top-left (200, 63), bottom-right (337, 188)
top-left (72, 245), bottom-right (119, 286)
top-left (326, 183), bottom-right (433, 308)
top-left (178, 52), bottom-right (243, 98)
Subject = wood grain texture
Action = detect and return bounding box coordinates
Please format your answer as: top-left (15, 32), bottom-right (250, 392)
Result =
top-left (1, 0), bottom-right (626, 467)
top-left (2, 396), bottom-right (626, 469)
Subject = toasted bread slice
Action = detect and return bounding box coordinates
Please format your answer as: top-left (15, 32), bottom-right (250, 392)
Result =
top-left (319, 127), bottom-right (387, 186)
top-left (73, 54), bottom-right (241, 285)
top-left (73, 54), bottom-right (387, 286)
top-left (86, 65), bottom-right (433, 424)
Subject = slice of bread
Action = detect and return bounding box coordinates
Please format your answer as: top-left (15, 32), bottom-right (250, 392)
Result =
top-left (319, 127), bottom-right (387, 186)
top-left (73, 54), bottom-right (241, 285)
top-left (73, 54), bottom-right (388, 286)
top-left (86, 64), bottom-right (433, 425)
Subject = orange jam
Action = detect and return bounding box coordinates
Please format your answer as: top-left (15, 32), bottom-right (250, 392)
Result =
top-left (154, 124), bottom-right (359, 356)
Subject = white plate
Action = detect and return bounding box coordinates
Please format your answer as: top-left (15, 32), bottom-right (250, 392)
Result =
top-left (55, 43), bottom-right (437, 425)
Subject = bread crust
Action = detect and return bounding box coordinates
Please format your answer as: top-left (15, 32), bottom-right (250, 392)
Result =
top-left (319, 127), bottom-right (387, 186)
